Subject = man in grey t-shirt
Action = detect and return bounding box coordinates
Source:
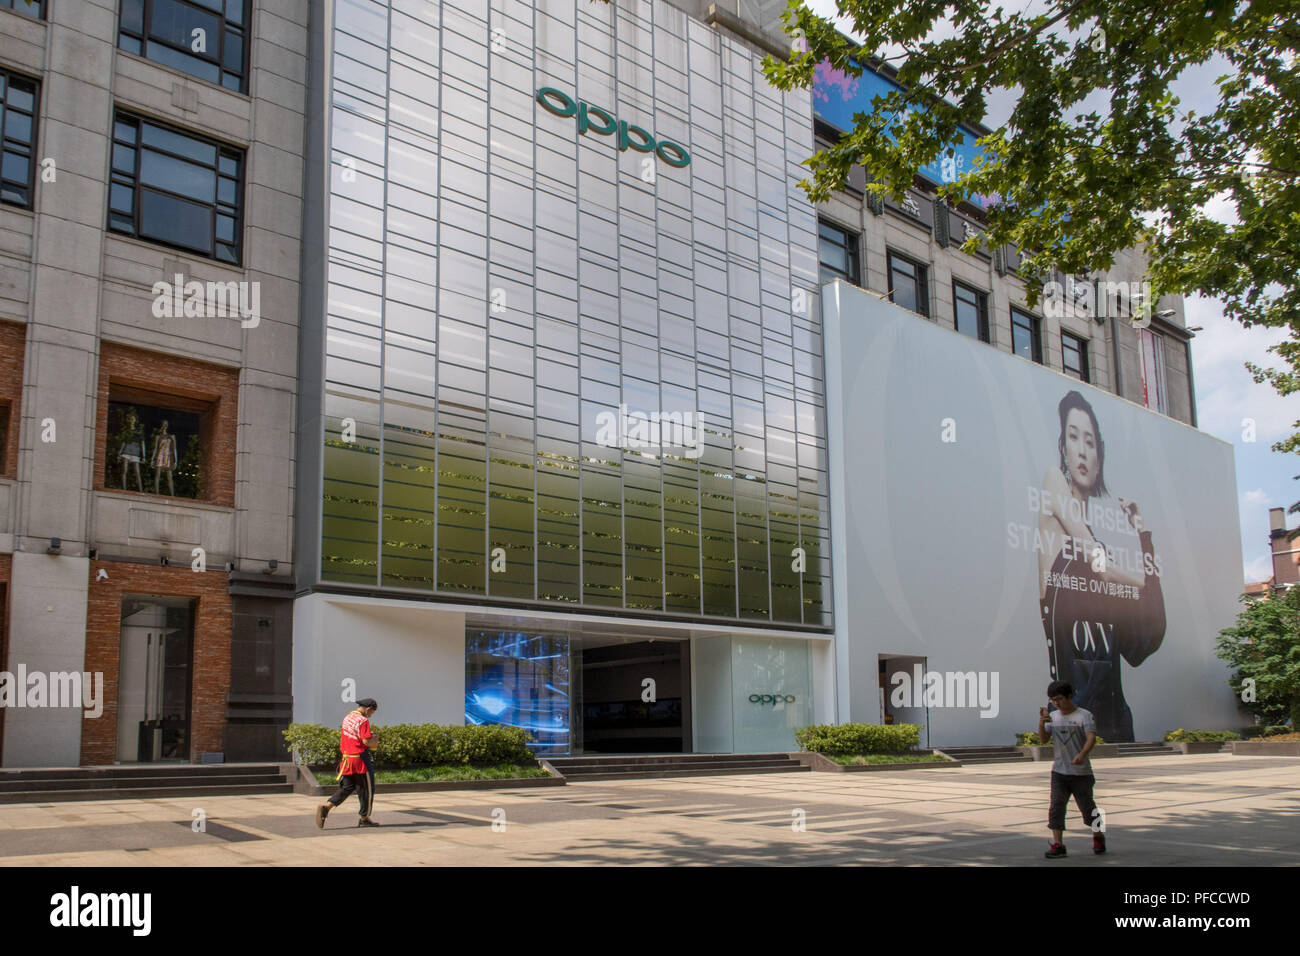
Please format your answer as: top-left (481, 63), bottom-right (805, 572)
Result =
top-left (1037, 680), bottom-right (1105, 858)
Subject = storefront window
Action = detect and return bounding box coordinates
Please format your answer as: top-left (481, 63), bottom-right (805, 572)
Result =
top-left (694, 635), bottom-right (814, 753)
top-left (465, 631), bottom-right (570, 755)
top-left (106, 399), bottom-right (205, 499)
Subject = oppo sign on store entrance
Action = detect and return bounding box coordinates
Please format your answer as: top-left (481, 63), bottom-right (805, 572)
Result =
top-left (536, 88), bottom-right (691, 169)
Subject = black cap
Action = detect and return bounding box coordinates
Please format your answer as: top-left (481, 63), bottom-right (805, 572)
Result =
top-left (356, 698), bottom-right (378, 709)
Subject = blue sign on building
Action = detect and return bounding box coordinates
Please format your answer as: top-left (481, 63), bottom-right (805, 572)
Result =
top-left (812, 59), bottom-right (998, 208)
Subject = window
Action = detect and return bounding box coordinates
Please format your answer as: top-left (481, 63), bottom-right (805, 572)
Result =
top-left (1138, 328), bottom-right (1168, 414)
top-left (97, 343), bottom-right (238, 507)
top-left (1061, 331), bottom-right (1090, 382)
top-left (1011, 307), bottom-right (1042, 363)
top-left (106, 392), bottom-right (207, 500)
top-left (0, 402), bottom-right (10, 473)
top-left (818, 220), bottom-right (860, 286)
top-left (108, 113), bottom-right (244, 263)
top-left (0, 0), bottom-right (44, 19)
top-left (119, 0), bottom-right (250, 93)
top-left (0, 70), bottom-right (39, 208)
top-left (953, 282), bottom-right (989, 342)
top-left (887, 251), bottom-right (929, 317)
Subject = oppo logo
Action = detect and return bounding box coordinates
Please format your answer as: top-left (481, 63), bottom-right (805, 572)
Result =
top-left (536, 88), bottom-right (691, 168)
top-left (749, 694), bottom-right (796, 706)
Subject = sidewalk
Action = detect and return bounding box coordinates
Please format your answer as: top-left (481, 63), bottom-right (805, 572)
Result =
top-left (1, 754), bottom-right (1296, 866)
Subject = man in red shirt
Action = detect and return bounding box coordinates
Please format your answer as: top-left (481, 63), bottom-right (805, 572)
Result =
top-left (316, 698), bottom-right (380, 828)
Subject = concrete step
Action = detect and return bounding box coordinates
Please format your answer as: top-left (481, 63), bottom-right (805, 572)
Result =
top-left (558, 765), bottom-right (811, 782)
top-left (1115, 743), bottom-right (1178, 756)
top-left (0, 764), bottom-right (283, 783)
top-left (556, 758), bottom-right (802, 776)
top-left (547, 753), bottom-right (792, 768)
top-left (934, 747), bottom-right (1029, 764)
top-left (0, 773), bottom-right (286, 793)
top-left (0, 782), bottom-right (294, 805)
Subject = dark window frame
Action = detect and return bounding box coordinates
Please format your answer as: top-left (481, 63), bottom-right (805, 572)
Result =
top-left (818, 218), bottom-right (861, 287)
top-left (0, 0), bottom-right (46, 20)
top-left (107, 110), bottom-right (244, 264)
top-left (1011, 307), bottom-right (1043, 364)
top-left (0, 68), bottom-right (40, 209)
top-left (0, 400), bottom-right (11, 475)
top-left (1061, 330), bottom-right (1090, 382)
top-left (952, 280), bottom-right (990, 343)
top-left (886, 249), bottom-right (929, 317)
top-left (118, 0), bottom-right (251, 94)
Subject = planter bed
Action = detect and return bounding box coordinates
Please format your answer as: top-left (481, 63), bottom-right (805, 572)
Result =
top-left (793, 751), bottom-right (960, 772)
top-left (1230, 741), bottom-right (1300, 757)
top-left (1169, 741), bottom-right (1226, 754)
top-left (299, 763), bottom-right (564, 795)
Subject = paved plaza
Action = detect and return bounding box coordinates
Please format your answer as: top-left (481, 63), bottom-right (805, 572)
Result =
top-left (1, 754), bottom-right (1297, 866)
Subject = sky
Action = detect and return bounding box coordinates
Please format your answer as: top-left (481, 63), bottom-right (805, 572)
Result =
top-left (803, 0), bottom-right (1300, 583)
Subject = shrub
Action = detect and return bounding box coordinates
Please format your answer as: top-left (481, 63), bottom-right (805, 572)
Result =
top-left (1017, 731), bottom-right (1106, 746)
top-left (282, 722), bottom-right (535, 768)
top-left (1260, 725), bottom-right (1292, 738)
top-left (794, 723), bottom-right (921, 755)
top-left (1163, 729), bottom-right (1242, 743)
top-left (282, 723), bottom-right (340, 765)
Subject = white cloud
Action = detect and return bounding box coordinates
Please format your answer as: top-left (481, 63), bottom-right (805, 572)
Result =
top-left (1241, 488), bottom-right (1270, 506)
top-left (1243, 552), bottom-right (1273, 584)
top-left (1187, 293), bottom-right (1296, 448)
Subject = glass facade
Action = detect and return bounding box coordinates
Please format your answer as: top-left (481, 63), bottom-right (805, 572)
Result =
top-left (315, 0), bottom-right (831, 628)
top-left (692, 633), bottom-right (813, 752)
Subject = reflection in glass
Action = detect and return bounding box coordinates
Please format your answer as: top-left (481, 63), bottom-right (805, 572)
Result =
top-left (311, 6), bottom-right (837, 628)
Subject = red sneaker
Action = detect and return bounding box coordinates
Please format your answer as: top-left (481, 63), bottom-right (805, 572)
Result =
top-left (1093, 833), bottom-right (1106, 854)
top-left (1045, 843), bottom-right (1067, 858)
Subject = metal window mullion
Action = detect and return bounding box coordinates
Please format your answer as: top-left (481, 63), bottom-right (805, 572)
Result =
top-left (374, 0), bottom-right (392, 587)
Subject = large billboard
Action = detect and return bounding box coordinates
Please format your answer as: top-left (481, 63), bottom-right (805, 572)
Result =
top-left (812, 59), bottom-right (996, 206)
top-left (823, 282), bottom-right (1246, 746)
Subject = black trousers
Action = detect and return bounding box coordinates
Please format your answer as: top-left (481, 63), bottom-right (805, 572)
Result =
top-left (328, 760), bottom-right (375, 818)
top-left (1048, 771), bottom-right (1098, 832)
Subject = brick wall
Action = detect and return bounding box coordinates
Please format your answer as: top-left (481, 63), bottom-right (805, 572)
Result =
top-left (81, 560), bottom-right (231, 765)
top-left (0, 321), bottom-right (25, 478)
top-left (94, 342), bottom-right (239, 507)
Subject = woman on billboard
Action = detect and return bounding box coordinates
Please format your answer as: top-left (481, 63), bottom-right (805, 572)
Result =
top-left (1038, 390), bottom-right (1166, 742)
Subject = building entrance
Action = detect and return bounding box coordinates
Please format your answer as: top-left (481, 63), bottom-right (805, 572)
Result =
top-left (576, 639), bottom-right (691, 754)
top-left (116, 596), bottom-right (195, 762)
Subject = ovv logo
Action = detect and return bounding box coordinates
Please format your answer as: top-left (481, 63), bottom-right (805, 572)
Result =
top-left (536, 88), bottom-right (691, 168)
top-left (1071, 619), bottom-right (1113, 655)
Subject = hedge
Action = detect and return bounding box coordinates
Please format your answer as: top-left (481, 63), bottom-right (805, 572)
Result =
top-left (1016, 732), bottom-right (1050, 746)
top-left (1164, 729), bottom-right (1243, 743)
top-left (794, 723), bottom-right (922, 755)
top-left (1018, 731), bottom-right (1106, 746)
top-left (282, 722), bottom-right (535, 769)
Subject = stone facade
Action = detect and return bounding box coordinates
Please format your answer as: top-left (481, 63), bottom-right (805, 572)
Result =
top-left (0, 0), bottom-right (307, 766)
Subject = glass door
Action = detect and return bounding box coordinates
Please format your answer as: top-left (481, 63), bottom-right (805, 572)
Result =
top-left (116, 597), bottom-right (195, 762)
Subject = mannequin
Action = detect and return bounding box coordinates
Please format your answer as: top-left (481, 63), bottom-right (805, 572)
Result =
top-left (152, 419), bottom-right (178, 496)
top-left (118, 409), bottom-right (145, 492)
